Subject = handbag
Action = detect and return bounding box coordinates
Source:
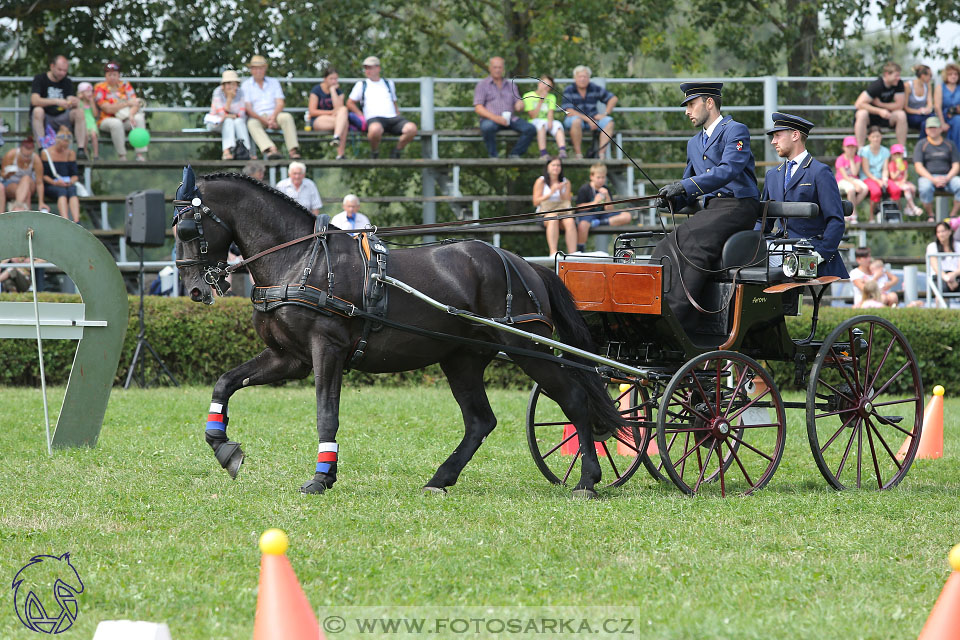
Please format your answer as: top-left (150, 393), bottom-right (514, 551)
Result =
top-left (233, 139), bottom-right (251, 160)
top-left (42, 149), bottom-right (90, 197)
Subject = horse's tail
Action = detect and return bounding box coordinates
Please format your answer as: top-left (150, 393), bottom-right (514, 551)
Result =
top-left (530, 263), bottom-right (628, 431)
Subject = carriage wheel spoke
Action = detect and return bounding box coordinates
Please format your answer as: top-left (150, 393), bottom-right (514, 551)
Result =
top-left (724, 365), bottom-right (751, 415)
top-left (673, 432), bottom-right (713, 468)
top-left (856, 416), bottom-right (863, 488)
top-left (727, 431), bottom-right (774, 462)
top-left (679, 431), bottom-right (692, 479)
top-left (689, 374), bottom-right (717, 418)
top-left (542, 431), bottom-right (578, 459)
top-left (726, 439), bottom-right (755, 487)
top-left (816, 377), bottom-right (857, 406)
top-left (835, 417), bottom-right (860, 480)
top-left (868, 411), bottom-right (917, 437)
top-left (561, 450), bottom-right (580, 485)
top-left (848, 327), bottom-right (863, 393)
top-left (866, 417), bottom-right (905, 471)
top-left (865, 335), bottom-right (898, 392)
top-left (831, 346), bottom-right (863, 398)
top-left (819, 411), bottom-right (859, 453)
top-left (601, 441), bottom-right (621, 479)
top-left (693, 439), bottom-right (718, 493)
top-left (864, 417), bottom-right (884, 489)
top-left (868, 362), bottom-right (911, 400)
top-left (726, 387), bottom-right (771, 423)
top-left (863, 323), bottom-right (875, 390)
top-left (611, 430), bottom-right (639, 454)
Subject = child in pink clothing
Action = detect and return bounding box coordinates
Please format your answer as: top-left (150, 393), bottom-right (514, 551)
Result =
top-left (887, 143), bottom-right (921, 216)
top-left (835, 135), bottom-right (868, 221)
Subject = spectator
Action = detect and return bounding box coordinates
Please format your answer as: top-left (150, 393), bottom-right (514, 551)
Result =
top-left (1, 135), bottom-right (46, 212)
top-left (532, 156), bottom-right (574, 255)
top-left (576, 162), bottom-right (631, 251)
top-left (0, 257), bottom-right (31, 293)
top-left (913, 116), bottom-right (960, 221)
top-left (207, 70), bottom-right (253, 161)
top-left (854, 61), bottom-right (907, 147)
top-left (330, 194), bottom-right (371, 232)
top-left (242, 55), bottom-right (300, 160)
top-left (30, 54), bottom-right (88, 160)
top-left (835, 135), bottom-right (869, 221)
top-left (76, 82), bottom-right (99, 160)
top-left (859, 280), bottom-right (886, 308)
top-left (905, 64), bottom-right (934, 138)
top-left (848, 247), bottom-right (873, 307)
top-left (869, 258), bottom-right (899, 306)
top-left (522, 75), bottom-right (567, 158)
top-left (472, 56), bottom-right (535, 159)
top-left (927, 221), bottom-right (960, 293)
top-left (347, 56), bottom-right (418, 159)
top-left (94, 61), bottom-right (148, 161)
top-left (242, 160), bottom-right (266, 182)
top-left (887, 143), bottom-right (921, 216)
top-left (309, 67), bottom-right (358, 161)
top-left (934, 62), bottom-right (960, 152)
top-left (859, 126), bottom-right (896, 222)
top-left (276, 161), bottom-right (321, 214)
top-left (40, 125), bottom-right (80, 223)
top-left (562, 66), bottom-right (618, 159)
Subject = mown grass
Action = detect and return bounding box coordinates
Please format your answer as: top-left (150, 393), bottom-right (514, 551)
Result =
top-left (1, 385), bottom-right (958, 639)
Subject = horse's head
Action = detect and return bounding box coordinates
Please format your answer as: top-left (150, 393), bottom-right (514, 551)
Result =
top-left (174, 166), bottom-right (234, 305)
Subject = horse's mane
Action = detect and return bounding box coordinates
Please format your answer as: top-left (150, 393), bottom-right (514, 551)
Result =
top-left (200, 172), bottom-right (317, 222)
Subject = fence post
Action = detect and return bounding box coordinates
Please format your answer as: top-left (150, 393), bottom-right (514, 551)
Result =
top-left (903, 265), bottom-right (918, 305)
top-left (420, 77), bottom-right (438, 241)
top-left (763, 76), bottom-right (778, 164)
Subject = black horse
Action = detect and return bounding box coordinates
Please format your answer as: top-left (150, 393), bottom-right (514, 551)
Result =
top-left (174, 167), bottom-right (624, 497)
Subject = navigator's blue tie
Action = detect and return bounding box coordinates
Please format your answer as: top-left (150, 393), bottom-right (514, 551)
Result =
top-left (701, 131), bottom-right (708, 147)
top-left (785, 160), bottom-right (795, 186)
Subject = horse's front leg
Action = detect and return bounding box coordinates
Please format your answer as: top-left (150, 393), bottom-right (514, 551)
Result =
top-left (205, 347), bottom-right (309, 478)
top-left (300, 339), bottom-right (350, 494)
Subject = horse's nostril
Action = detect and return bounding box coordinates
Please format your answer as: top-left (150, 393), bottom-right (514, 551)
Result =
top-left (191, 288), bottom-right (202, 300)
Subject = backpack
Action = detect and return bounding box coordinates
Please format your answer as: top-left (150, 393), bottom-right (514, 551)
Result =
top-left (356, 78), bottom-right (396, 111)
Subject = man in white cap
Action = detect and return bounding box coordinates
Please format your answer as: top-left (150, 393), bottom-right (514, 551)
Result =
top-left (330, 194), bottom-right (371, 233)
top-left (347, 56), bottom-right (418, 159)
top-left (241, 54), bottom-right (301, 160)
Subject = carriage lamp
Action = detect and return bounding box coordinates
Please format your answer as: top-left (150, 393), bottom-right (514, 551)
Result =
top-left (782, 240), bottom-right (818, 280)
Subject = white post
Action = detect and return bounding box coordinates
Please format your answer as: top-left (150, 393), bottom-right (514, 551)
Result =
top-left (763, 76), bottom-right (778, 164)
top-left (27, 229), bottom-right (52, 455)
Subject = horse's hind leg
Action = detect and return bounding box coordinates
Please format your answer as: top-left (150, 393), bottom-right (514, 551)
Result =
top-left (424, 352), bottom-right (498, 493)
top-left (205, 347), bottom-right (309, 478)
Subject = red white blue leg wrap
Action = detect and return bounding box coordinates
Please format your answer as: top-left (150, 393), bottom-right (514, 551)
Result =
top-left (206, 402), bottom-right (228, 433)
top-left (317, 442), bottom-right (338, 475)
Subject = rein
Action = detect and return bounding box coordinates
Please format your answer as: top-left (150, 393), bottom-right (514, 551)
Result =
top-left (225, 193), bottom-right (661, 273)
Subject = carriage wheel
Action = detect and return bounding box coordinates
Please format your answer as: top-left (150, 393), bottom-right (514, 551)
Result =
top-left (657, 351), bottom-right (786, 496)
top-left (806, 315), bottom-right (923, 490)
top-left (526, 380), bottom-right (652, 489)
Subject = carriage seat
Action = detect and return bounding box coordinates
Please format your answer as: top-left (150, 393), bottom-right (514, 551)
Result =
top-left (719, 202), bottom-right (821, 282)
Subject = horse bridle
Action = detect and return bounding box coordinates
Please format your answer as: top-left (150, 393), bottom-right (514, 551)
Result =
top-left (172, 196), bottom-right (234, 295)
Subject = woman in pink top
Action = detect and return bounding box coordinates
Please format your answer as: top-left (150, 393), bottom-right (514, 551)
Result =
top-left (835, 135), bottom-right (868, 221)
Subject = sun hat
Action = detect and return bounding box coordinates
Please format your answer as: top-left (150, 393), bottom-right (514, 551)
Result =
top-left (842, 135), bottom-right (858, 147)
top-left (247, 55), bottom-right (268, 67)
top-left (221, 69), bottom-right (240, 84)
top-left (77, 81), bottom-right (93, 93)
top-left (890, 143), bottom-right (906, 154)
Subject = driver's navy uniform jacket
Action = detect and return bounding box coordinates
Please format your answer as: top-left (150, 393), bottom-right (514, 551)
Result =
top-left (760, 154), bottom-right (849, 278)
top-left (677, 115), bottom-right (759, 204)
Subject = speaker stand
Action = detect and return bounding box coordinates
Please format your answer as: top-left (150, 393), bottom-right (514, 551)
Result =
top-left (124, 246), bottom-right (179, 389)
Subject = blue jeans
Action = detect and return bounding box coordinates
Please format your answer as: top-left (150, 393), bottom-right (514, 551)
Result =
top-left (480, 118), bottom-right (536, 157)
top-left (918, 175), bottom-right (960, 203)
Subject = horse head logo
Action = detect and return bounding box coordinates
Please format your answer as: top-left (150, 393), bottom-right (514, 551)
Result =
top-left (11, 552), bottom-right (84, 634)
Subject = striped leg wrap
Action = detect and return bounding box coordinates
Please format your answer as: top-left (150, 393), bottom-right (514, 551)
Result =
top-left (205, 402), bottom-right (228, 433)
top-left (316, 442), bottom-right (338, 475)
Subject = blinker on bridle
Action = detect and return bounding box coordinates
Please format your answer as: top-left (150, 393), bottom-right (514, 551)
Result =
top-left (172, 195), bottom-right (234, 296)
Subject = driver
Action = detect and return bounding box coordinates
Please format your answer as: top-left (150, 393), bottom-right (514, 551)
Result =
top-left (655, 82), bottom-right (760, 332)
top-left (760, 112), bottom-right (848, 278)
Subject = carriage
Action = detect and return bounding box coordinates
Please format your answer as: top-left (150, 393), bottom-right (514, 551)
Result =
top-left (526, 201), bottom-right (924, 496)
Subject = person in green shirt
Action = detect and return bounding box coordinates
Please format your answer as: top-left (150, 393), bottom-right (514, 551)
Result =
top-left (523, 75), bottom-right (567, 158)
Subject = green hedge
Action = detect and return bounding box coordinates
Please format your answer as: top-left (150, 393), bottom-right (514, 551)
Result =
top-left (0, 295), bottom-right (957, 392)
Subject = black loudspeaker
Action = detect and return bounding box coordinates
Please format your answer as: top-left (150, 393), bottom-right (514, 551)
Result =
top-left (125, 189), bottom-right (166, 246)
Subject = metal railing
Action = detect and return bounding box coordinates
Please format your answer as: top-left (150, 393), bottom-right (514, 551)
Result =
top-left (926, 252), bottom-right (960, 308)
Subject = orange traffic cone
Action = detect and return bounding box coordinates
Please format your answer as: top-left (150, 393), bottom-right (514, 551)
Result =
top-left (898, 385), bottom-right (944, 460)
top-left (253, 529), bottom-right (323, 640)
top-left (917, 544), bottom-right (960, 639)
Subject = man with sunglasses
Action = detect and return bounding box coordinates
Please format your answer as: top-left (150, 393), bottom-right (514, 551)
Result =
top-left (30, 54), bottom-right (88, 159)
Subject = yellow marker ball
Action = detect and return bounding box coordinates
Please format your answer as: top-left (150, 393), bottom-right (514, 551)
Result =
top-left (933, 385), bottom-right (945, 397)
top-left (619, 383), bottom-right (632, 393)
top-left (259, 528), bottom-right (289, 555)
top-left (949, 544), bottom-right (960, 571)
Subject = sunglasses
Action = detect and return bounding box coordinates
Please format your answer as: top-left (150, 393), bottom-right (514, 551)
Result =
top-left (56, 134), bottom-right (73, 140)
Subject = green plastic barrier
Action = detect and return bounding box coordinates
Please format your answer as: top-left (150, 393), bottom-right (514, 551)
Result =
top-left (0, 211), bottom-right (128, 447)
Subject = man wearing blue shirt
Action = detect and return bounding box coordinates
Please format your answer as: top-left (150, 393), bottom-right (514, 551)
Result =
top-left (562, 66), bottom-right (618, 159)
top-left (655, 82), bottom-right (760, 332)
top-left (760, 112), bottom-right (848, 278)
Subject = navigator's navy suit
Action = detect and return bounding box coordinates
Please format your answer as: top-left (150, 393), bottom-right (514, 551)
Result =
top-left (654, 115), bottom-right (760, 331)
top-left (760, 155), bottom-right (848, 278)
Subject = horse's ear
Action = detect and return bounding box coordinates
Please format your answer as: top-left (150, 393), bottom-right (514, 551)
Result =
top-left (176, 165), bottom-right (199, 202)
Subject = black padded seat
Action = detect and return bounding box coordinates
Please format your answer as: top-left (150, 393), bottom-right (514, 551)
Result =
top-left (720, 230), bottom-right (785, 283)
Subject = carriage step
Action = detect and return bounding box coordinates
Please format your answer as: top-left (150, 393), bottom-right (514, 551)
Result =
top-left (881, 415), bottom-right (904, 423)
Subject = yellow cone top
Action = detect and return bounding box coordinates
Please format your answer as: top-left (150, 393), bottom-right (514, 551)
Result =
top-left (949, 544), bottom-right (960, 571)
top-left (933, 385), bottom-right (945, 397)
top-left (259, 528), bottom-right (289, 555)
top-left (619, 383), bottom-right (631, 393)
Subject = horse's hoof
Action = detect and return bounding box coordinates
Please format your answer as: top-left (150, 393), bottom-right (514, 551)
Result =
top-left (571, 488), bottom-right (598, 500)
top-left (299, 478), bottom-right (328, 494)
top-left (422, 486), bottom-right (447, 495)
top-left (214, 441), bottom-right (244, 479)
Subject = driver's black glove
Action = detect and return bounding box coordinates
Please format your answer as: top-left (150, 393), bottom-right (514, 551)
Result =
top-left (658, 181), bottom-right (686, 199)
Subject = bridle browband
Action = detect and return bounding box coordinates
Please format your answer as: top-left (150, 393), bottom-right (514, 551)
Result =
top-left (172, 196), bottom-right (235, 295)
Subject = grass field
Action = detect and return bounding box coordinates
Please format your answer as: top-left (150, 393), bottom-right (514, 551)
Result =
top-left (1, 384), bottom-right (958, 639)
